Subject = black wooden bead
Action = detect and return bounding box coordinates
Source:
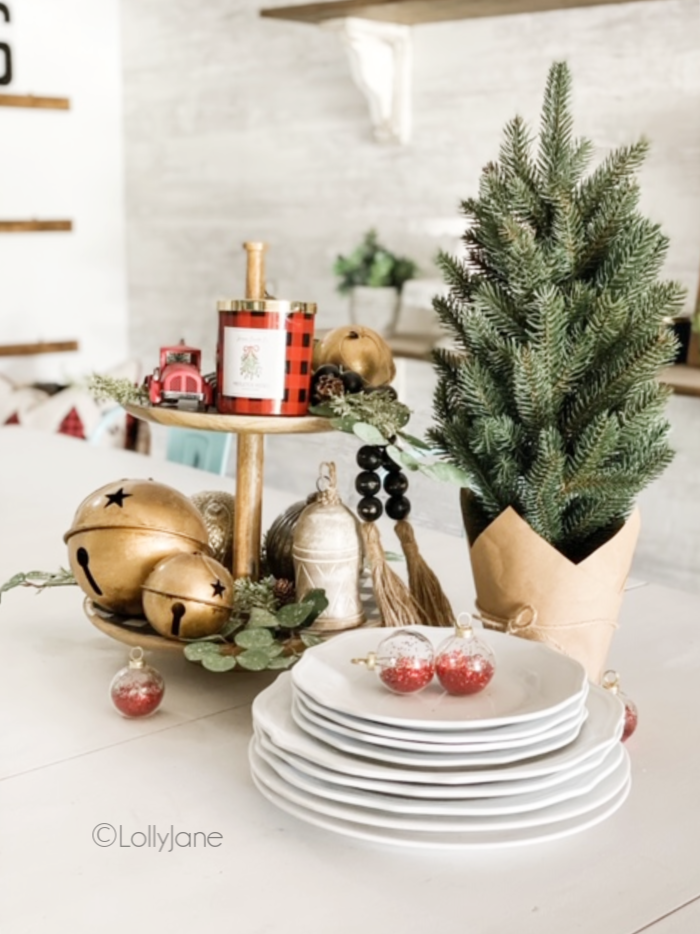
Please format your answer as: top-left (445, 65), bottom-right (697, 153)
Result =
top-left (356, 445), bottom-right (384, 471)
top-left (383, 471), bottom-right (408, 496)
top-left (341, 370), bottom-right (365, 394)
top-left (355, 470), bottom-right (381, 496)
top-left (380, 447), bottom-right (401, 472)
top-left (357, 496), bottom-right (383, 522)
top-left (385, 495), bottom-right (411, 520)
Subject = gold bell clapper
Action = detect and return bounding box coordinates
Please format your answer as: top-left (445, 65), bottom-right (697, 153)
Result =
top-left (292, 462), bottom-right (365, 632)
top-left (63, 479), bottom-right (211, 616)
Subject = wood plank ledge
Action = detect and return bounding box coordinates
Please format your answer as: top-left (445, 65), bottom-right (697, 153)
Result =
top-left (0, 94), bottom-right (70, 110)
top-left (260, 0), bottom-right (662, 26)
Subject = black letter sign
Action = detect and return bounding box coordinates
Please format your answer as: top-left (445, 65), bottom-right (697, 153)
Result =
top-left (0, 4), bottom-right (11, 86)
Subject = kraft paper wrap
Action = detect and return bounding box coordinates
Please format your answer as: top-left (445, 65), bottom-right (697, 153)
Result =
top-left (464, 499), bottom-right (641, 682)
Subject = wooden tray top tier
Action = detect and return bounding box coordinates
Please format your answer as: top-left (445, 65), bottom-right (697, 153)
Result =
top-left (124, 404), bottom-right (334, 435)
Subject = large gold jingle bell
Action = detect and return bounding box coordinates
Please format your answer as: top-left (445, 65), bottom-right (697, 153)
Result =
top-left (64, 479), bottom-right (211, 616)
top-left (313, 325), bottom-right (396, 387)
top-left (142, 552), bottom-right (235, 641)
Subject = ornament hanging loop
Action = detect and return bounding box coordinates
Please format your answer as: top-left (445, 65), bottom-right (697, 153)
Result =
top-left (316, 461), bottom-right (340, 505)
top-left (456, 612), bottom-right (475, 639)
top-left (129, 646), bottom-right (145, 668)
top-left (602, 670), bottom-right (620, 694)
top-left (352, 652), bottom-right (377, 671)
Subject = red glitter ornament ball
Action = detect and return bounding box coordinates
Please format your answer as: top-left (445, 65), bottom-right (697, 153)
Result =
top-left (602, 670), bottom-right (638, 743)
top-left (353, 630), bottom-right (435, 695)
top-left (622, 698), bottom-right (638, 742)
top-left (110, 647), bottom-right (165, 718)
top-left (435, 617), bottom-right (496, 696)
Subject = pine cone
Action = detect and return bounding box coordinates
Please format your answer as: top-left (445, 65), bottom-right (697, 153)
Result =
top-left (273, 578), bottom-right (296, 606)
top-left (313, 374), bottom-right (345, 402)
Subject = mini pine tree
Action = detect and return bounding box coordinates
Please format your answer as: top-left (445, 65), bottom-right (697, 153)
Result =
top-left (430, 62), bottom-right (684, 562)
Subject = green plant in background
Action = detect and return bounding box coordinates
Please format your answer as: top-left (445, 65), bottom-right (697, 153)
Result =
top-left (333, 229), bottom-right (418, 295)
top-left (430, 61), bottom-right (684, 562)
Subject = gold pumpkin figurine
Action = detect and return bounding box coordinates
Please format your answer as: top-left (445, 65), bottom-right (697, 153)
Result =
top-left (142, 552), bottom-right (235, 640)
top-left (64, 479), bottom-right (211, 616)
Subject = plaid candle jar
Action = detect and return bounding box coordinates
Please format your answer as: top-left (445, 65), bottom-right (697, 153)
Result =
top-left (216, 300), bottom-right (317, 416)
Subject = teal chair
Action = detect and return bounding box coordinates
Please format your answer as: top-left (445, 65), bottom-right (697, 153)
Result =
top-left (166, 428), bottom-right (232, 476)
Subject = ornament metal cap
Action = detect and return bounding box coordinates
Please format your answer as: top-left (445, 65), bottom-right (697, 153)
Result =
top-left (128, 646), bottom-right (146, 669)
top-left (455, 612), bottom-right (475, 639)
top-left (352, 652), bottom-right (377, 671)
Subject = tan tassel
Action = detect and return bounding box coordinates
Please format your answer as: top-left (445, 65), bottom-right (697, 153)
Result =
top-left (394, 519), bottom-right (455, 627)
top-left (360, 521), bottom-right (424, 628)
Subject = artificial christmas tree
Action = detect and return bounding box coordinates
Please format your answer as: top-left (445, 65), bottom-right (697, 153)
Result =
top-left (431, 62), bottom-right (684, 679)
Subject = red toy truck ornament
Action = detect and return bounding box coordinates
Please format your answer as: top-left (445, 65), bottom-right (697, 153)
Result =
top-left (145, 344), bottom-right (214, 410)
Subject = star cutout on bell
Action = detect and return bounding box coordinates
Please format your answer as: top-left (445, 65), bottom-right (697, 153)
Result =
top-left (104, 487), bottom-right (132, 508)
top-left (211, 579), bottom-right (226, 598)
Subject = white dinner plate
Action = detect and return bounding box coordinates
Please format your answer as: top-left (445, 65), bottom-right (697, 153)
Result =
top-left (294, 682), bottom-right (589, 744)
top-left (291, 696), bottom-right (585, 766)
top-left (251, 764), bottom-right (632, 850)
top-left (294, 689), bottom-right (588, 753)
top-left (291, 626), bottom-right (587, 729)
top-left (250, 741), bottom-right (631, 841)
top-left (253, 734), bottom-right (625, 817)
top-left (252, 674), bottom-right (624, 784)
top-left (254, 727), bottom-right (617, 800)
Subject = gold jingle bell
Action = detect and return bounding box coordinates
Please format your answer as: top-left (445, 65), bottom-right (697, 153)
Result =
top-left (142, 552), bottom-right (235, 641)
top-left (64, 479), bottom-right (211, 616)
top-left (313, 325), bottom-right (396, 387)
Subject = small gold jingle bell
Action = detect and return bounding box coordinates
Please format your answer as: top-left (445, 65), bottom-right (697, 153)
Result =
top-left (142, 552), bottom-right (235, 641)
top-left (64, 479), bottom-right (211, 616)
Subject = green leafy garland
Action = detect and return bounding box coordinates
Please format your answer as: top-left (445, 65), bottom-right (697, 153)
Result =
top-left (0, 567), bottom-right (328, 673)
top-left (310, 392), bottom-right (469, 486)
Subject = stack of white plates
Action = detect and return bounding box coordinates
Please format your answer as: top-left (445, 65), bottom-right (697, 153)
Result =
top-left (249, 626), bottom-right (629, 849)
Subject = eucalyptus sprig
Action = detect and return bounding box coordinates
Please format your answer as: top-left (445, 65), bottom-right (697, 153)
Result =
top-left (183, 588), bottom-right (329, 672)
top-left (310, 392), bottom-right (470, 487)
top-left (86, 374), bottom-right (148, 407)
top-left (0, 568), bottom-right (76, 603)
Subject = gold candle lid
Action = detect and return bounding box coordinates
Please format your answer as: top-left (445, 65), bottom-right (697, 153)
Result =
top-left (217, 299), bottom-right (317, 314)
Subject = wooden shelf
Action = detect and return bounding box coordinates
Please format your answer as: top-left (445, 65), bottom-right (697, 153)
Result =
top-left (0, 94), bottom-right (70, 110)
top-left (0, 340), bottom-right (79, 357)
top-left (260, 0), bottom-right (659, 26)
top-left (0, 220), bottom-right (72, 232)
top-left (124, 404), bottom-right (334, 436)
top-left (659, 365), bottom-right (700, 399)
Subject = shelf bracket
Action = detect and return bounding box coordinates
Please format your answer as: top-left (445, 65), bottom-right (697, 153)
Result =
top-left (322, 17), bottom-right (411, 145)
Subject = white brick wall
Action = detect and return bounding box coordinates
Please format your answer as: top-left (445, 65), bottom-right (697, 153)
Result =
top-left (120, 0), bottom-right (700, 374)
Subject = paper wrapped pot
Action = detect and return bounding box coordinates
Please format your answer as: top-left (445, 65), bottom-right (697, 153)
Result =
top-left (461, 492), bottom-right (641, 682)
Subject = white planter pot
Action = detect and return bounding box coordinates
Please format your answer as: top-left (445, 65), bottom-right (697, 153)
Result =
top-left (349, 286), bottom-right (400, 336)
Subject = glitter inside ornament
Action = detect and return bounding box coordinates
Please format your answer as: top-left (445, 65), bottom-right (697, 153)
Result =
top-left (435, 615), bottom-right (495, 696)
top-left (109, 647), bottom-right (165, 718)
top-left (602, 670), bottom-right (638, 742)
top-left (352, 630), bottom-right (435, 694)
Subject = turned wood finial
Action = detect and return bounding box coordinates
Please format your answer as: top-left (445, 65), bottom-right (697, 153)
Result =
top-left (242, 241), bottom-right (268, 300)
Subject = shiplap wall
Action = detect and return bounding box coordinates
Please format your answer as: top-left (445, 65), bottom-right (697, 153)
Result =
top-left (121, 0), bottom-right (700, 373)
top-left (0, 0), bottom-right (128, 384)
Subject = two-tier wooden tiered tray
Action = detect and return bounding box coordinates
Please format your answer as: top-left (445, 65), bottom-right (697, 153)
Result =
top-left (124, 404), bottom-right (334, 581)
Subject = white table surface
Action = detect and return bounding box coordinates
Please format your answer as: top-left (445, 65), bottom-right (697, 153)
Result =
top-left (1, 427), bottom-right (699, 934)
